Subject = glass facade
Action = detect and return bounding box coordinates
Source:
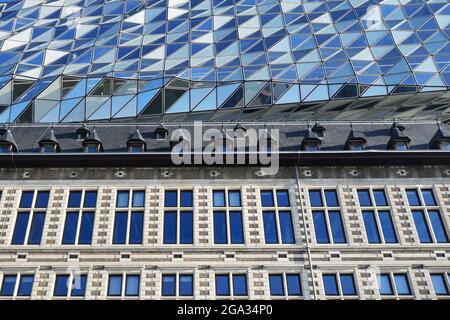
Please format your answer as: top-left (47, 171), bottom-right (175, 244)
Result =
top-left (0, 0), bottom-right (448, 123)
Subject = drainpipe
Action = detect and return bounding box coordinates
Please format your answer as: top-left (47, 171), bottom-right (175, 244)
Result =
top-left (295, 165), bottom-right (317, 300)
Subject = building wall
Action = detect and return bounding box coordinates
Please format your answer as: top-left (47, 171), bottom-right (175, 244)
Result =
top-left (0, 165), bottom-right (449, 300)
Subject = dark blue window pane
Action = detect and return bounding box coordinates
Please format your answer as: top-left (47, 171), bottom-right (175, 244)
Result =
top-left (125, 275), bottom-right (140, 296)
top-left (132, 191), bottom-right (145, 207)
top-left (129, 212), bottom-right (143, 244)
top-left (35, 191), bottom-right (49, 208)
top-left (421, 190), bottom-right (437, 206)
top-left (340, 274), bottom-right (356, 295)
top-left (286, 274), bottom-right (302, 296)
top-left (162, 275), bottom-right (176, 296)
top-left (54, 275), bottom-right (69, 296)
top-left (324, 190), bottom-right (339, 207)
top-left (233, 275), bottom-right (247, 296)
top-left (379, 211), bottom-right (398, 243)
top-left (412, 210), bottom-right (432, 243)
top-left (263, 211), bottom-right (278, 244)
top-left (214, 211), bottom-right (227, 244)
top-left (269, 274), bottom-right (284, 296)
top-left (406, 190), bottom-right (421, 206)
top-left (373, 190), bottom-right (388, 206)
top-left (180, 211), bottom-right (193, 244)
top-left (68, 191), bottom-right (82, 208)
top-left (62, 212), bottom-right (78, 244)
top-left (213, 191), bottom-right (225, 207)
top-left (116, 191), bottom-right (129, 207)
top-left (28, 212), bottom-right (45, 245)
top-left (431, 274), bottom-right (449, 295)
top-left (323, 274), bottom-right (339, 295)
top-left (0, 275), bottom-right (16, 296)
top-left (165, 190), bottom-right (177, 207)
top-left (276, 190), bottom-right (290, 207)
top-left (215, 275), bottom-right (230, 296)
top-left (180, 190), bottom-right (193, 207)
top-left (363, 211), bottom-right (381, 243)
top-left (309, 190), bottom-right (323, 207)
top-left (113, 212), bottom-right (128, 244)
top-left (329, 211), bottom-right (346, 243)
top-left (83, 191), bottom-right (97, 208)
top-left (378, 274), bottom-right (393, 295)
top-left (228, 191), bottom-right (241, 207)
top-left (108, 275), bottom-right (122, 296)
top-left (313, 211), bottom-right (329, 244)
top-left (12, 212), bottom-right (30, 244)
top-left (230, 211), bottom-right (244, 244)
top-left (357, 190), bottom-right (372, 206)
top-left (428, 211), bottom-right (448, 243)
top-left (20, 191), bottom-right (34, 208)
top-left (179, 275), bottom-right (193, 296)
top-left (78, 212), bottom-right (94, 245)
top-left (279, 211), bottom-right (295, 244)
top-left (17, 275), bottom-right (34, 296)
top-left (394, 274), bottom-right (411, 295)
top-left (261, 190), bottom-right (274, 207)
top-left (163, 212), bottom-right (177, 244)
top-left (71, 275), bottom-right (87, 297)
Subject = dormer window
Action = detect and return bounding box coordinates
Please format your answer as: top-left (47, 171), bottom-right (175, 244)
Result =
top-left (127, 128), bottom-right (146, 153)
top-left (438, 140), bottom-right (450, 150)
top-left (348, 141), bottom-right (365, 151)
top-left (76, 124), bottom-right (90, 140)
top-left (393, 141), bottom-right (408, 151)
top-left (312, 122), bottom-right (325, 138)
top-left (303, 141), bottom-right (320, 151)
top-left (0, 144), bottom-right (12, 153)
top-left (39, 129), bottom-right (60, 153)
top-left (155, 123), bottom-right (169, 140)
top-left (84, 143), bottom-right (100, 153)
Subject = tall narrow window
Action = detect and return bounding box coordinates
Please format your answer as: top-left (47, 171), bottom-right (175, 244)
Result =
top-left (62, 190), bottom-right (97, 245)
top-left (357, 189), bottom-right (397, 244)
top-left (261, 190), bottom-right (295, 244)
top-left (0, 274), bottom-right (34, 297)
top-left (12, 190), bottom-right (49, 245)
top-left (113, 190), bottom-right (144, 245)
top-left (431, 274), bottom-right (450, 296)
top-left (215, 273), bottom-right (248, 297)
top-left (310, 189), bottom-right (346, 244)
top-left (406, 188), bottom-right (448, 243)
top-left (107, 274), bottom-right (140, 297)
top-left (163, 190), bottom-right (193, 244)
top-left (213, 190), bottom-right (244, 244)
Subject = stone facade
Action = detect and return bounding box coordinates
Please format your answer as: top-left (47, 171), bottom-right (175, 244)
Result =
top-left (0, 165), bottom-right (449, 300)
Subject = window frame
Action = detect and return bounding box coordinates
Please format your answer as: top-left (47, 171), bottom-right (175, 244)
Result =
top-left (112, 189), bottom-right (145, 245)
top-left (268, 272), bottom-right (303, 299)
top-left (163, 189), bottom-right (194, 245)
top-left (53, 273), bottom-right (88, 298)
top-left (260, 189), bottom-right (295, 245)
top-left (11, 190), bottom-right (49, 245)
top-left (161, 272), bottom-right (194, 298)
top-left (212, 189), bottom-right (244, 245)
top-left (309, 189), bottom-right (347, 245)
top-left (357, 188), bottom-right (398, 244)
top-left (0, 273), bottom-right (34, 298)
top-left (377, 272), bottom-right (413, 299)
top-left (322, 273), bottom-right (358, 299)
top-left (430, 272), bottom-right (450, 297)
top-left (62, 190), bottom-right (97, 245)
top-left (406, 187), bottom-right (449, 244)
top-left (107, 273), bottom-right (141, 298)
top-left (214, 272), bottom-right (248, 299)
